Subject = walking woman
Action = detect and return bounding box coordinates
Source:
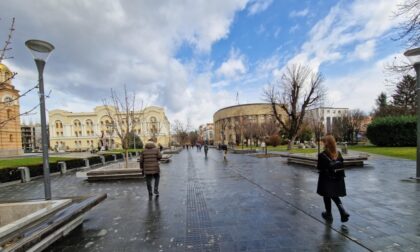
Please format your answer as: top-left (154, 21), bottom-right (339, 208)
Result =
top-left (140, 139), bottom-right (162, 198)
top-left (317, 135), bottom-right (350, 222)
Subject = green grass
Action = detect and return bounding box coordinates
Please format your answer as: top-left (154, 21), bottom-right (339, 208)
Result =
top-left (0, 157), bottom-right (75, 169)
top-left (105, 148), bottom-right (143, 154)
top-left (348, 145), bottom-right (416, 160)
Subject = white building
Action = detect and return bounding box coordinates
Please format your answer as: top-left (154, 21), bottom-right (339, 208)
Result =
top-left (307, 107), bottom-right (349, 134)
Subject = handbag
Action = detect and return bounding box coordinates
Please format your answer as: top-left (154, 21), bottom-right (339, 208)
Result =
top-left (323, 153), bottom-right (344, 180)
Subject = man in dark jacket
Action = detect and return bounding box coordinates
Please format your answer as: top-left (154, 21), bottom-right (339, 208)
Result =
top-left (140, 140), bottom-right (162, 197)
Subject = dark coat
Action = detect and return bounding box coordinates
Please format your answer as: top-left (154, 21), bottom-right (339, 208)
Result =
top-left (140, 142), bottom-right (162, 175)
top-left (316, 151), bottom-right (347, 197)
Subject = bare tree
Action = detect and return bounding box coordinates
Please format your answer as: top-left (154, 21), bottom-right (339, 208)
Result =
top-left (172, 120), bottom-right (189, 145)
top-left (263, 64), bottom-right (326, 150)
top-left (394, 0), bottom-right (420, 48)
top-left (103, 86), bottom-right (140, 168)
top-left (219, 119), bottom-right (229, 145)
top-left (349, 109), bottom-right (367, 143)
top-left (386, 0), bottom-right (420, 74)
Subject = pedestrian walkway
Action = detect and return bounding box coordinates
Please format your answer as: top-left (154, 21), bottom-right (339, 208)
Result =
top-left (0, 149), bottom-right (418, 251)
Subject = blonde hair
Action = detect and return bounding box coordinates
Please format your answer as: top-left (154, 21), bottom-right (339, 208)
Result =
top-left (322, 135), bottom-right (338, 159)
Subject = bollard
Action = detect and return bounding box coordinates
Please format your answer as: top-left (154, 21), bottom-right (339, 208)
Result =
top-left (18, 167), bottom-right (30, 183)
top-left (128, 152), bottom-right (133, 159)
top-left (58, 161), bottom-right (67, 175)
top-left (100, 155), bottom-right (106, 165)
top-left (112, 154), bottom-right (117, 161)
top-left (84, 158), bottom-right (90, 168)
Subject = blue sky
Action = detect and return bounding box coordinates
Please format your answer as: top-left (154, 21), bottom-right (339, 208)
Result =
top-left (0, 0), bottom-right (409, 127)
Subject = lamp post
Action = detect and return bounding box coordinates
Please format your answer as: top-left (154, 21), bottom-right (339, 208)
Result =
top-left (25, 39), bottom-right (55, 200)
top-left (404, 47), bottom-right (420, 178)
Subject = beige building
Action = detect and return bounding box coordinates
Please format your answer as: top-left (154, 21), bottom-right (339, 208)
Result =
top-left (0, 63), bottom-right (23, 156)
top-left (213, 103), bottom-right (286, 145)
top-left (49, 105), bottom-right (171, 151)
top-left (198, 123), bottom-right (214, 144)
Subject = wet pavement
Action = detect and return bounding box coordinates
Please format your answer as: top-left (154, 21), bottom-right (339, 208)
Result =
top-left (0, 149), bottom-right (418, 251)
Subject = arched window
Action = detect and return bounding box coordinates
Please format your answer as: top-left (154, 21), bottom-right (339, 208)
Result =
top-left (9, 134), bottom-right (13, 142)
top-left (4, 96), bottom-right (12, 105)
top-left (74, 120), bottom-right (81, 127)
top-left (6, 109), bottom-right (12, 119)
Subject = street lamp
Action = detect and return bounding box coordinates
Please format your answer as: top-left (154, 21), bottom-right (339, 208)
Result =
top-left (25, 39), bottom-right (55, 200)
top-left (404, 47), bottom-right (420, 179)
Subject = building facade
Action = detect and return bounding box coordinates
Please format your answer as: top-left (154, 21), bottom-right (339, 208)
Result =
top-left (213, 103), bottom-right (286, 145)
top-left (0, 63), bottom-right (23, 157)
top-left (49, 105), bottom-right (171, 151)
top-left (307, 107), bottom-right (349, 134)
top-left (21, 123), bottom-right (42, 152)
top-left (198, 123), bottom-right (214, 145)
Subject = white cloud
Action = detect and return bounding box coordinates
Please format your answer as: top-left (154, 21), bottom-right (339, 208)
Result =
top-left (289, 24), bottom-right (299, 34)
top-left (284, 0), bottom-right (404, 72)
top-left (350, 40), bottom-right (376, 61)
top-left (1, 0), bottom-right (250, 128)
top-left (289, 8), bottom-right (309, 18)
top-left (323, 52), bottom-right (403, 113)
top-left (247, 0), bottom-right (273, 15)
top-left (216, 48), bottom-right (247, 79)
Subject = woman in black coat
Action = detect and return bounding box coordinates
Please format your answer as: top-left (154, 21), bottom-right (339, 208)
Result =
top-left (317, 135), bottom-right (350, 222)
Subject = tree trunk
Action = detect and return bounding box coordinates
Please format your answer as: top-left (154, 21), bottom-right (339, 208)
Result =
top-left (288, 135), bottom-right (297, 150)
top-left (125, 149), bottom-right (128, 168)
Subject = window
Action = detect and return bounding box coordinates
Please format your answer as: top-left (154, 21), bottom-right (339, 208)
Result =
top-left (9, 134), bottom-right (13, 142)
top-left (7, 109), bottom-right (11, 119)
top-left (4, 96), bottom-right (12, 105)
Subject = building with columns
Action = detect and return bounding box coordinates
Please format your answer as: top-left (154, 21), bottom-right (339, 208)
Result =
top-left (49, 105), bottom-right (171, 151)
top-left (0, 63), bottom-right (23, 157)
top-left (213, 103), bottom-right (286, 145)
top-left (306, 107), bottom-right (349, 134)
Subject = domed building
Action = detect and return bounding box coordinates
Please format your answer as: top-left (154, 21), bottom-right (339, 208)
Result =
top-left (213, 103), bottom-right (286, 145)
top-left (0, 63), bottom-right (23, 156)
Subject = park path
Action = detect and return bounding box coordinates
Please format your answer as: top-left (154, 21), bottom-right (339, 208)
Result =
top-left (0, 148), bottom-right (418, 251)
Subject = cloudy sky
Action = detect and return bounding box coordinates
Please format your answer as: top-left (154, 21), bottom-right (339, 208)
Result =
top-left (0, 0), bottom-right (409, 128)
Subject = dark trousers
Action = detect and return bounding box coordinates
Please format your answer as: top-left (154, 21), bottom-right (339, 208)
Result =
top-left (146, 173), bottom-right (160, 193)
top-left (323, 196), bottom-right (342, 213)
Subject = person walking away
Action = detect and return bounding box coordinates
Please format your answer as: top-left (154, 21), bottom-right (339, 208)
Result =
top-left (316, 135), bottom-right (350, 222)
top-left (204, 144), bottom-right (209, 158)
top-left (140, 140), bottom-right (162, 197)
top-left (222, 144), bottom-right (228, 161)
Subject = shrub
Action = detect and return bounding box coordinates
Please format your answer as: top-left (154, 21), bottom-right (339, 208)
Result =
top-left (65, 159), bottom-right (86, 169)
top-left (88, 156), bottom-right (102, 165)
top-left (267, 135), bottom-right (281, 147)
top-left (367, 116), bottom-right (416, 146)
top-left (104, 154), bottom-right (115, 162)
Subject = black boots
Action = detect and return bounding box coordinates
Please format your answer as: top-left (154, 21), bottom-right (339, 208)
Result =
top-left (322, 212), bottom-right (333, 222)
top-left (154, 188), bottom-right (159, 196)
top-left (337, 204), bottom-right (350, 222)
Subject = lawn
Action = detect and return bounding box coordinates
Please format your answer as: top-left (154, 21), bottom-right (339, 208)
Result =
top-left (0, 157), bottom-right (75, 169)
top-left (105, 148), bottom-right (143, 154)
top-left (348, 145), bottom-right (416, 160)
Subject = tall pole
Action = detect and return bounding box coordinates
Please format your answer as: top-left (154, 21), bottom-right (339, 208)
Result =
top-left (36, 59), bottom-right (51, 200)
top-left (415, 64), bottom-right (420, 178)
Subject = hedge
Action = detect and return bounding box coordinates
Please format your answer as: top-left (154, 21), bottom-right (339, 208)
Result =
top-left (367, 116), bottom-right (416, 147)
top-left (88, 156), bottom-right (102, 166)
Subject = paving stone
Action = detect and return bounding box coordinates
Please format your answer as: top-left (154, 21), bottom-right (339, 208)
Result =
top-left (0, 149), bottom-right (418, 251)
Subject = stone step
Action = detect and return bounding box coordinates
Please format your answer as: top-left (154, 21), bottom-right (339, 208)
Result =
top-left (87, 173), bottom-right (144, 181)
top-left (87, 168), bottom-right (141, 176)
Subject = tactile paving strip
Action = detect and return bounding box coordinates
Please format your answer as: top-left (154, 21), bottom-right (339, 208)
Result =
top-left (186, 153), bottom-right (220, 252)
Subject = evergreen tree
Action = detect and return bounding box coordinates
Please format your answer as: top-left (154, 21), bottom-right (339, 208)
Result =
top-left (376, 92), bottom-right (388, 108)
top-left (392, 74), bottom-right (416, 115)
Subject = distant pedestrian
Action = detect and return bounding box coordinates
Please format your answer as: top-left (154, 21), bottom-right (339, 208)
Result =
top-left (204, 144), bottom-right (209, 158)
top-left (222, 144), bottom-right (228, 161)
top-left (140, 139), bottom-right (162, 198)
top-left (316, 135), bottom-right (349, 223)
top-left (159, 143), bottom-right (163, 152)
